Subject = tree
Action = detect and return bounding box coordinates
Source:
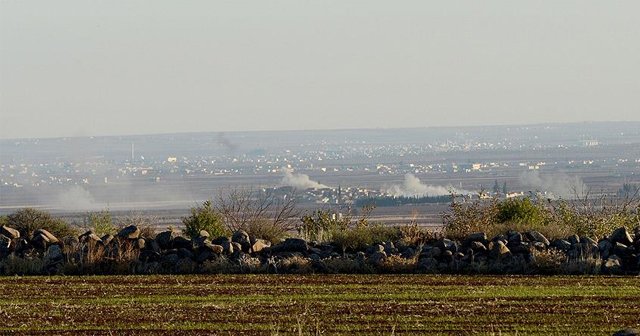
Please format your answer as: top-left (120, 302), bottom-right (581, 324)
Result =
top-left (182, 200), bottom-right (227, 239)
top-left (502, 181), bottom-right (508, 196)
top-left (6, 208), bottom-right (77, 238)
top-left (215, 188), bottom-right (299, 242)
top-left (493, 180), bottom-right (500, 195)
top-left (84, 210), bottom-right (116, 236)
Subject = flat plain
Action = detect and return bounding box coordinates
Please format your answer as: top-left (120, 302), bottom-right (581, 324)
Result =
top-left (0, 275), bottom-right (638, 335)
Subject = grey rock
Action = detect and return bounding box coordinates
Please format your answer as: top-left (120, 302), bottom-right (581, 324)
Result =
top-left (155, 230), bottom-right (178, 249)
top-left (272, 238), bottom-right (309, 253)
top-left (369, 251), bottom-right (387, 266)
top-left (232, 230), bottom-right (251, 251)
top-left (551, 239), bottom-right (572, 251)
top-left (525, 231), bottom-right (549, 246)
top-left (466, 232), bottom-right (487, 243)
top-left (603, 255), bottom-right (623, 274)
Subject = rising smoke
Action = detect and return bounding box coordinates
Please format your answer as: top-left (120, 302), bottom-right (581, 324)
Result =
top-left (280, 169), bottom-right (328, 189)
top-left (518, 171), bottom-right (587, 199)
top-left (386, 173), bottom-right (468, 197)
top-left (55, 186), bottom-right (101, 211)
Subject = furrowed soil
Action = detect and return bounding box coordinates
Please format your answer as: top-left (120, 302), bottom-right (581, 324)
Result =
top-left (0, 275), bottom-right (638, 335)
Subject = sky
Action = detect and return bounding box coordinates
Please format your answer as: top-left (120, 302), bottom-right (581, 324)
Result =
top-left (1, 1), bottom-right (639, 139)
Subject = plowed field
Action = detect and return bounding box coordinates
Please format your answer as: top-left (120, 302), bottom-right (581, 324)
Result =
top-left (0, 275), bottom-right (638, 335)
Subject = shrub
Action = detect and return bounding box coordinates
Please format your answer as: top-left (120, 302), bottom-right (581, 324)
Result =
top-left (0, 254), bottom-right (44, 275)
top-left (6, 208), bottom-right (77, 238)
top-left (84, 210), bottom-right (116, 236)
top-left (331, 225), bottom-right (401, 253)
top-left (277, 255), bottom-right (313, 274)
top-left (378, 255), bottom-right (417, 273)
top-left (182, 201), bottom-right (227, 239)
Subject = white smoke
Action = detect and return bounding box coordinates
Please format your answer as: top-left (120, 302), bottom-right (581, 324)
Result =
top-left (386, 173), bottom-right (469, 197)
top-left (55, 186), bottom-right (101, 211)
top-left (518, 171), bottom-right (587, 199)
top-left (280, 169), bottom-right (328, 189)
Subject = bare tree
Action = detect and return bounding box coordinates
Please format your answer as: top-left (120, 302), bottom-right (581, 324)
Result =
top-left (215, 187), bottom-right (300, 241)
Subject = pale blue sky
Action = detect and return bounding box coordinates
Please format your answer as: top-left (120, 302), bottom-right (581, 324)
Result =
top-left (1, 1), bottom-right (639, 139)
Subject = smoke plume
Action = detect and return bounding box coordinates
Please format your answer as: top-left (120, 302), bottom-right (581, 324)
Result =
top-left (280, 169), bottom-right (328, 189)
top-left (518, 171), bottom-right (587, 199)
top-left (55, 186), bottom-right (101, 211)
top-left (386, 173), bottom-right (468, 197)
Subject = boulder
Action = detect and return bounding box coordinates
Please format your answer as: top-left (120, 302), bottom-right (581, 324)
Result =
top-left (506, 231), bottom-right (523, 245)
top-left (610, 227), bottom-right (633, 246)
top-left (0, 234), bottom-right (11, 255)
top-left (172, 236), bottom-right (193, 250)
top-left (469, 241), bottom-right (487, 252)
top-left (567, 234), bottom-right (580, 245)
top-left (271, 238), bottom-right (309, 253)
top-left (598, 239), bottom-right (613, 259)
top-left (369, 251), bottom-right (387, 266)
top-left (34, 229), bottom-right (59, 244)
top-left (135, 238), bottom-right (146, 249)
top-left (550, 239), bottom-right (572, 251)
top-left (435, 239), bottom-right (458, 253)
top-left (117, 225), bottom-right (140, 240)
top-left (101, 234), bottom-right (114, 246)
top-left (603, 255), bottom-right (623, 274)
top-left (155, 230), bottom-right (179, 249)
top-left (384, 241), bottom-right (398, 255)
top-left (0, 225), bottom-right (20, 239)
top-left (525, 231), bottom-right (549, 246)
top-left (232, 230), bottom-right (251, 252)
top-left (490, 241), bottom-right (511, 259)
top-left (44, 244), bottom-right (64, 269)
top-left (250, 239), bottom-right (270, 253)
top-left (466, 232), bottom-right (487, 243)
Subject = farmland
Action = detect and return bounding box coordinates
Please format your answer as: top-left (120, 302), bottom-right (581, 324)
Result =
top-left (0, 275), bottom-right (638, 335)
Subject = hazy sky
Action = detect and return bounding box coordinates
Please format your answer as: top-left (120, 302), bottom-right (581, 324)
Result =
top-left (1, 1), bottom-right (639, 139)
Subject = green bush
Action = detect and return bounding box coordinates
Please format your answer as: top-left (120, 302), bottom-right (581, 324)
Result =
top-left (84, 210), bottom-right (116, 236)
top-left (182, 201), bottom-right (228, 239)
top-left (6, 208), bottom-right (77, 238)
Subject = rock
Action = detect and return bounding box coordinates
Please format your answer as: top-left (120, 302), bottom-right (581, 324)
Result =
top-left (417, 257), bottom-right (438, 272)
top-left (613, 242), bottom-right (631, 257)
top-left (436, 239), bottom-right (458, 253)
top-left (250, 239), bottom-right (270, 253)
top-left (366, 244), bottom-right (385, 255)
top-left (155, 230), bottom-right (178, 249)
top-left (231, 242), bottom-right (243, 254)
top-left (44, 245), bottom-right (64, 267)
top-left (610, 227), bottom-right (633, 246)
top-left (603, 256), bottom-right (623, 274)
top-left (0, 226), bottom-right (20, 239)
top-left (427, 246), bottom-right (442, 258)
top-left (567, 234), bottom-right (580, 245)
top-left (580, 236), bottom-right (597, 245)
top-left (401, 247), bottom-right (416, 259)
top-left (525, 231), bottom-right (549, 246)
top-left (507, 231), bottom-right (523, 245)
top-left (172, 236), bottom-right (192, 250)
top-left (384, 241), bottom-right (398, 255)
top-left (490, 241), bottom-right (511, 259)
top-left (117, 225), bottom-right (140, 240)
top-left (175, 257), bottom-right (196, 273)
top-left (441, 250), bottom-right (454, 263)
top-left (598, 239), bottom-right (613, 259)
top-left (135, 238), bottom-right (146, 249)
top-left (613, 328), bottom-right (640, 336)
top-left (177, 247), bottom-right (195, 260)
top-left (219, 240), bottom-right (234, 255)
top-left (31, 230), bottom-right (59, 250)
top-left (470, 241), bottom-right (487, 252)
top-left (160, 253), bottom-right (180, 266)
top-left (0, 234), bottom-right (11, 255)
top-left (34, 229), bottom-right (59, 244)
top-left (550, 239), bottom-right (572, 251)
top-left (271, 238), bottom-right (309, 253)
top-left (0, 234), bottom-right (11, 248)
top-left (466, 232), bottom-right (487, 243)
top-left (80, 232), bottom-right (103, 245)
top-left (369, 251), bottom-right (387, 266)
top-left (232, 230), bottom-right (251, 252)
top-left (101, 234), bottom-right (114, 246)
top-left (199, 230), bottom-right (210, 238)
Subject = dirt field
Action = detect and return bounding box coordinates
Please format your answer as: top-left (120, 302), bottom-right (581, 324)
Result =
top-left (0, 275), bottom-right (638, 335)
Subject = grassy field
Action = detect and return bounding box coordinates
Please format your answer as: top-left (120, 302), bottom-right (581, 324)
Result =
top-left (0, 275), bottom-right (638, 335)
